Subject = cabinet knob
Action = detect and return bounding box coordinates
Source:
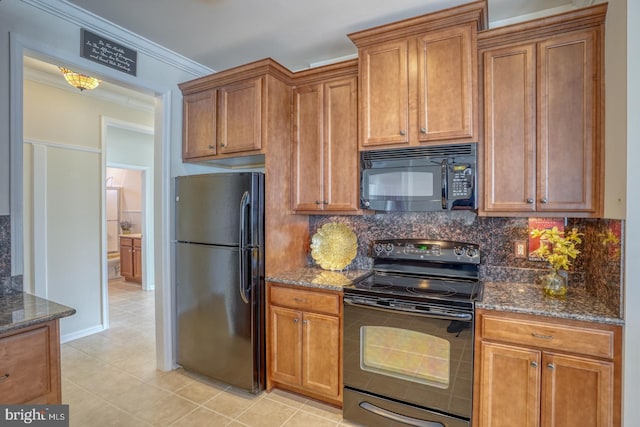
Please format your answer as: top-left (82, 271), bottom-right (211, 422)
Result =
top-left (220, 143), bottom-right (226, 147)
top-left (303, 320), bottom-right (308, 325)
top-left (0, 373), bottom-right (10, 381)
top-left (526, 198), bottom-right (534, 204)
top-left (530, 361), bottom-right (538, 368)
top-left (323, 200), bottom-right (328, 205)
top-left (547, 363), bottom-right (555, 369)
top-left (399, 130), bottom-right (406, 136)
top-left (208, 145), bottom-right (214, 149)
top-left (541, 198), bottom-right (548, 204)
top-left (420, 128), bottom-right (426, 133)
top-left (315, 201), bottom-right (322, 205)
top-left (293, 318), bottom-right (299, 323)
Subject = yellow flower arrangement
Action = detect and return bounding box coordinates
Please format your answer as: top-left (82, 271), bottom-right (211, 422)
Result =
top-left (530, 227), bottom-right (583, 271)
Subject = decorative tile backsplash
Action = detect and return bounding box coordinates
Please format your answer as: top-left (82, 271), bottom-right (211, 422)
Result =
top-left (0, 215), bottom-right (10, 278)
top-left (309, 213), bottom-right (624, 313)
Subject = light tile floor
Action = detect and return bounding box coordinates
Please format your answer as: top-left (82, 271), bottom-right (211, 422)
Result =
top-left (62, 279), bottom-right (357, 426)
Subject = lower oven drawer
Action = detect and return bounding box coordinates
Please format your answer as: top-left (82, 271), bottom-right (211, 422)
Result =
top-left (344, 387), bottom-right (469, 427)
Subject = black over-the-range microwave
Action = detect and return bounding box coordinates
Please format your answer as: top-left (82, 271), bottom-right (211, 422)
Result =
top-left (360, 143), bottom-right (477, 212)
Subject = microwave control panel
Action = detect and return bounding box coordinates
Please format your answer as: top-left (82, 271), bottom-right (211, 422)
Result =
top-left (451, 164), bottom-right (473, 198)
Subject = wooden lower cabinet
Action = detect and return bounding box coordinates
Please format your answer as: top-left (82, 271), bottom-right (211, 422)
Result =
top-left (120, 236), bottom-right (142, 283)
top-left (0, 320), bottom-right (62, 404)
top-left (474, 309), bottom-right (621, 427)
top-left (266, 282), bottom-right (342, 406)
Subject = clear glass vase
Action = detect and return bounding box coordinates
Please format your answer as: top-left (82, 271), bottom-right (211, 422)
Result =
top-left (542, 269), bottom-right (568, 296)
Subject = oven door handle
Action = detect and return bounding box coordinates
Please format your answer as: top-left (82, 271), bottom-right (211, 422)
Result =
top-left (359, 401), bottom-right (444, 427)
top-left (344, 299), bottom-right (472, 321)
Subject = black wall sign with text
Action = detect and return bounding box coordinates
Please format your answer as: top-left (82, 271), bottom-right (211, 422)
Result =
top-left (80, 29), bottom-right (137, 76)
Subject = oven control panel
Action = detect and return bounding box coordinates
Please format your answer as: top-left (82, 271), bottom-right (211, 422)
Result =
top-left (372, 239), bottom-right (480, 264)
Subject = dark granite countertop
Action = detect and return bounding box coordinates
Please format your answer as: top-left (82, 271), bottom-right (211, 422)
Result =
top-left (266, 267), bottom-right (372, 291)
top-left (477, 281), bottom-right (623, 325)
top-left (0, 289), bottom-right (76, 334)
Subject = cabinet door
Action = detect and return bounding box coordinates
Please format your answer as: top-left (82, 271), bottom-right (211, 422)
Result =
top-left (541, 352), bottom-right (614, 427)
top-left (482, 44), bottom-right (536, 212)
top-left (301, 311), bottom-right (341, 400)
top-left (478, 342), bottom-right (540, 427)
top-left (119, 239), bottom-right (133, 279)
top-left (537, 30), bottom-right (599, 214)
top-left (292, 84), bottom-right (324, 211)
top-left (323, 77), bottom-right (359, 212)
top-left (418, 23), bottom-right (474, 142)
top-left (359, 39), bottom-right (409, 147)
top-left (269, 305), bottom-right (302, 386)
top-left (218, 77), bottom-right (263, 154)
top-left (133, 238), bottom-right (142, 283)
top-left (182, 89), bottom-right (217, 159)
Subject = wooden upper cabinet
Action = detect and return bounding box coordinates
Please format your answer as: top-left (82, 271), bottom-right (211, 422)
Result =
top-left (417, 23), bottom-right (474, 142)
top-left (483, 43), bottom-right (537, 212)
top-left (218, 77), bottom-right (263, 154)
top-left (350, 2), bottom-right (486, 150)
top-left (537, 30), bottom-right (598, 213)
top-left (178, 59), bottom-right (293, 163)
top-left (359, 40), bottom-right (409, 147)
top-left (292, 61), bottom-right (359, 214)
top-left (182, 89), bottom-right (217, 159)
top-left (480, 4), bottom-right (606, 217)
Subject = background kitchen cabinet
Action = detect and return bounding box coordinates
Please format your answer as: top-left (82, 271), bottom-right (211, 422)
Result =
top-left (480, 5), bottom-right (605, 217)
top-left (473, 309), bottom-right (621, 427)
top-left (266, 282), bottom-right (342, 406)
top-left (292, 64), bottom-right (359, 213)
top-left (120, 236), bottom-right (141, 283)
top-left (349, 3), bottom-right (486, 149)
top-left (0, 320), bottom-right (62, 404)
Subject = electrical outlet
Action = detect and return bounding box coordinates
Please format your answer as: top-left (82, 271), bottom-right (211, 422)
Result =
top-left (515, 240), bottom-right (527, 258)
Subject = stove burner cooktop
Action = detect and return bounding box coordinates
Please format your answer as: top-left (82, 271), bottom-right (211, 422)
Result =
top-left (353, 273), bottom-right (479, 302)
top-left (344, 239), bottom-right (484, 307)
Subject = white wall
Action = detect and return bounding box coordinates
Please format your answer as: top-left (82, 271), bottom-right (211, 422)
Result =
top-left (22, 79), bottom-right (154, 338)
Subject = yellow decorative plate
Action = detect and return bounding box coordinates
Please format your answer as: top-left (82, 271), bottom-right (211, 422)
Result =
top-left (310, 223), bottom-right (357, 271)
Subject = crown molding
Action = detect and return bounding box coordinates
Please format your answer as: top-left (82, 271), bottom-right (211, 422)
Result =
top-left (20, 0), bottom-right (214, 78)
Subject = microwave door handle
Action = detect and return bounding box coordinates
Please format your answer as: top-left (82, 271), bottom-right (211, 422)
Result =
top-left (441, 159), bottom-right (448, 209)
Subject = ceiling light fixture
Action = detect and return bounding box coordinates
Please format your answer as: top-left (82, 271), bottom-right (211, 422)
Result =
top-left (58, 67), bottom-right (101, 91)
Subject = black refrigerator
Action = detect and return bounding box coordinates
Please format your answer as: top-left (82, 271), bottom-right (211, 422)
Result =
top-left (175, 172), bottom-right (264, 393)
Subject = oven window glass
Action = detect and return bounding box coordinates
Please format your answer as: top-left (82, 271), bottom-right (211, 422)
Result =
top-left (360, 326), bottom-right (450, 389)
top-left (367, 171), bottom-right (434, 197)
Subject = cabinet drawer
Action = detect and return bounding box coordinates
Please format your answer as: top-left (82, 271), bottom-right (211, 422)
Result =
top-left (120, 237), bottom-right (133, 247)
top-left (0, 326), bottom-right (51, 404)
top-left (270, 286), bottom-right (340, 316)
top-left (481, 314), bottom-right (615, 359)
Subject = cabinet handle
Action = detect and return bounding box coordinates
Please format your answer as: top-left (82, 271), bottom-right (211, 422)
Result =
top-left (547, 363), bottom-right (555, 369)
top-left (208, 145), bottom-right (214, 149)
top-left (293, 318), bottom-right (299, 323)
top-left (541, 198), bottom-right (548, 204)
top-left (531, 332), bottom-right (553, 340)
top-left (220, 143), bottom-right (226, 147)
top-left (303, 320), bottom-right (308, 325)
top-left (315, 201), bottom-right (321, 205)
top-left (420, 128), bottom-right (426, 133)
top-left (322, 200), bottom-right (328, 205)
top-left (0, 373), bottom-right (9, 381)
top-left (293, 298), bottom-right (307, 303)
top-left (399, 130), bottom-right (406, 136)
top-left (526, 198), bottom-right (534, 204)
top-left (530, 361), bottom-right (538, 368)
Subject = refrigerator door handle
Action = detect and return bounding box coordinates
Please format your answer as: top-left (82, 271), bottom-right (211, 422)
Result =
top-left (239, 191), bottom-right (250, 304)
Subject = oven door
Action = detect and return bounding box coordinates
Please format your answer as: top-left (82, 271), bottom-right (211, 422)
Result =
top-left (343, 297), bottom-right (473, 420)
top-left (361, 165), bottom-right (445, 211)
